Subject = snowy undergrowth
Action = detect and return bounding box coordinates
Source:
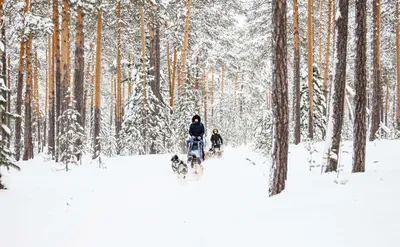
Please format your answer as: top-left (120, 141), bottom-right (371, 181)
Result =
top-left (0, 141), bottom-right (399, 247)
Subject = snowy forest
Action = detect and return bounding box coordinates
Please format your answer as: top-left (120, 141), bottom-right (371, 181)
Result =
top-left (0, 0), bottom-right (400, 197)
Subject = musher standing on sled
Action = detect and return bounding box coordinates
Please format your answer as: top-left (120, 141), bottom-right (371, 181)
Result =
top-left (188, 114), bottom-right (205, 161)
top-left (210, 129), bottom-right (223, 150)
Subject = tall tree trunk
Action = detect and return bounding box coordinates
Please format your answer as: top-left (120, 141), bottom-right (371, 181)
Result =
top-left (326, 0), bottom-right (349, 172)
top-left (93, 8), bottom-right (102, 159)
top-left (140, 6), bottom-right (147, 152)
top-left (7, 55), bottom-right (10, 148)
top-left (34, 50), bottom-right (41, 152)
top-left (269, 0), bottom-right (288, 197)
top-left (396, 0), bottom-right (400, 129)
top-left (370, 0), bottom-right (382, 141)
top-left (0, 0), bottom-right (7, 146)
top-left (352, 0), bottom-right (367, 173)
top-left (61, 0), bottom-right (71, 116)
top-left (307, 0), bottom-right (314, 139)
top-left (116, 1), bottom-right (122, 140)
top-left (180, 0), bottom-right (191, 93)
top-left (293, 0), bottom-right (301, 144)
top-left (203, 71), bottom-right (208, 130)
top-left (54, 0), bottom-right (61, 160)
top-left (324, 0), bottom-right (332, 117)
top-left (155, 24), bottom-right (161, 99)
top-left (15, 0), bottom-right (29, 161)
top-left (318, 0), bottom-right (325, 68)
top-left (23, 33), bottom-right (33, 161)
top-left (44, 33), bottom-right (51, 148)
top-left (74, 5), bottom-right (85, 131)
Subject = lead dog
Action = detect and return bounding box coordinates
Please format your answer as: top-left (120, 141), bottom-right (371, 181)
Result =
top-left (171, 155), bottom-right (188, 179)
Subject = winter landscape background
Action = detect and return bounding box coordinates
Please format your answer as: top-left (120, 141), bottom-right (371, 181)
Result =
top-left (1, 0), bottom-right (400, 246)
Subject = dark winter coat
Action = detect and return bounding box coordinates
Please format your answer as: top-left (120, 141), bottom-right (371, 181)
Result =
top-left (189, 115), bottom-right (205, 139)
top-left (210, 133), bottom-right (223, 146)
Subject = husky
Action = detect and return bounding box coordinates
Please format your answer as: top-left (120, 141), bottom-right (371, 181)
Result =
top-left (171, 155), bottom-right (188, 179)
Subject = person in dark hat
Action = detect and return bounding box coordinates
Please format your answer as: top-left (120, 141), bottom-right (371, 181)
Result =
top-left (188, 114), bottom-right (205, 161)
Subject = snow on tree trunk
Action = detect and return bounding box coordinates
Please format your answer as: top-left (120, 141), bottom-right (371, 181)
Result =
top-left (326, 0), bottom-right (349, 173)
top-left (23, 33), bottom-right (33, 161)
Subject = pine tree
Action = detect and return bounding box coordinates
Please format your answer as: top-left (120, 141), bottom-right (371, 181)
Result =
top-left (0, 38), bottom-right (20, 189)
top-left (121, 58), bottom-right (170, 155)
top-left (300, 63), bottom-right (327, 140)
top-left (254, 109), bottom-right (273, 157)
top-left (57, 90), bottom-right (85, 171)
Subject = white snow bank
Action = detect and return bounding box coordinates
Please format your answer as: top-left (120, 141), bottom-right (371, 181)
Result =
top-left (1, 141), bottom-right (399, 247)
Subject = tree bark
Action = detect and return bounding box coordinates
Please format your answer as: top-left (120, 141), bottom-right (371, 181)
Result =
top-left (34, 50), bottom-right (41, 152)
top-left (352, 0), bottom-right (367, 173)
top-left (326, 0), bottom-right (349, 172)
top-left (140, 6), bottom-right (147, 153)
top-left (269, 0), bottom-right (289, 197)
top-left (23, 33), bottom-right (33, 161)
top-left (396, 0), bottom-right (400, 129)
top-left (180, 0), bottom-right (191, 94)
top-left (293, 0), bottom-right (301, 144)
top-left (0, 0), bottom-right (7, 146)
top-left (370, 0), bottom-right (382, 141)
top-left (93, 8), bottom-right (102, 159)
top-left (324, 0), bottom-right (332, 117)
top-left (15, 0), bottom-right (29, 161)
top-left (74, 5), bottom-right (85, 130)
top-left (54, 0), bottom-right (61, 160)
top-left (116, 1), bottom-right (122, 139)
top-left (307, 0), bottom-right (314, 139)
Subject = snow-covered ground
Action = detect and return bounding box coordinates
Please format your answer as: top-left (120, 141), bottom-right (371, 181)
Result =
top-left (1, 140), bottom-right (400, 247)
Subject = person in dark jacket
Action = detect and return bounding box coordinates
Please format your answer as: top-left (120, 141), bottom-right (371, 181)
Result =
top-left (210, 129), bottom-right (223, 150)
top-left (189, 114), bottom-right (205, 140)
top-left (188, 114), bottom-right (205, 161)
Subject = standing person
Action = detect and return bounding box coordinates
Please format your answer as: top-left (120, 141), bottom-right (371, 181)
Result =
top-left (210, 128), bottom-right (223, 150)
top-left (188, 114), bottom-right (205, 161)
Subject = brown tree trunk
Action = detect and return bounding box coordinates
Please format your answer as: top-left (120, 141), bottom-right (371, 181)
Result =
top-left (293, 0), bottom-right (301, 144)
top-left (397, 0), bottom-right (400, 129)
top-left (318, 0), bottom-right (325, 68)
top-left (116, 1), bottom-right (122, 138)
top-left (307, 0), bottom-right (314, 139)
top-left (93, 8), bottom-right (102, 159)
top-left (34, 50), bottom-right (41, 152)
top-left (61, 0), bottom-right (71, 116)
top-left (23, 33), bottom-right (33, 161)
top-left (54, 0), bottom-right (61, 160)
top-left (352, 0), bottom-right (367, 173)
top-left (326, 0), bottom-right (349, 172)
top-left (324, 0), bottom-right (332, 116)
top-left (180, 0), bottom-right (191, 93)
top-left (44, 33), bottom-right (51, 148)
top-left (140, 6), bottom-right (147, 152)
top-left (15, 0), bottom-right (29, 161)
top-left (74, 5), bottom-right (85, 130)
top-left (370, 0), bottom-right (382, 141)
top-left (269, 0), bottom-right (289, 197)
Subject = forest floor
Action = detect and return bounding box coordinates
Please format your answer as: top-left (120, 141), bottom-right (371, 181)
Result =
top-left (1, 140), bottom-right (399, 247)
